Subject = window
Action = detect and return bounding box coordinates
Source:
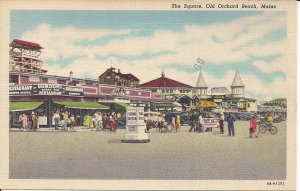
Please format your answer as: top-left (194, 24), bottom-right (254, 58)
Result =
top-left (162, 90), bottom-right (165, 93)
top-left (170, 89), bottom-right (173, 93)
top-left (166, 89), bottom-right (169, 93)
top-left (247, 103), bottom-right (250, 108)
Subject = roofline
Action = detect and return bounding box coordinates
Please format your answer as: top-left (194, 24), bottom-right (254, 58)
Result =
top-left (140, 76), bottom-right (193, 88)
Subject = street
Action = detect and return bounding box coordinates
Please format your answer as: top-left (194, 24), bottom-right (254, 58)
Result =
top-left (9, 121), bottom-right (286, 180)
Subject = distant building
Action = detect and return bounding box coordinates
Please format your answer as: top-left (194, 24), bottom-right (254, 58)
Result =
top-left (99, 67), bottom-right (140, 88)
top-left (140, 71), bottom-right (194, 109)
top-left (140, 71), bottom-right (193, 96)
top-left (230, 71), bottom-right (245, 98)
top-left (194, 71), bottom-right (209, 99)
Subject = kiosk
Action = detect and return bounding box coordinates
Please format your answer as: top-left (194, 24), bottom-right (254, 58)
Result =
top-left (122, 107), bottom-right (150, 143)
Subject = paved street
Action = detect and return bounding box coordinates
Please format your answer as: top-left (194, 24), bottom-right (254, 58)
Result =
top-left (9, 121), bottom-right (286, 180)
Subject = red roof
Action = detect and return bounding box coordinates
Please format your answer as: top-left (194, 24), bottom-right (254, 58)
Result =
top-left (140, 76), bottom-right (192, 88)
top-left (11, 39), bottom-right (43, 49)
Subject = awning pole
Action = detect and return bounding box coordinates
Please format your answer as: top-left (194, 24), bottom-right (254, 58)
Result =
top-left (47, 97), bottom-right (53, 128)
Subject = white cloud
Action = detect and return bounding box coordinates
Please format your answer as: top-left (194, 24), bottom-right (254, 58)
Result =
top-left (19, 12), bottom-right (287, 100)
top-left (252, 55), bottom-right (287, 74)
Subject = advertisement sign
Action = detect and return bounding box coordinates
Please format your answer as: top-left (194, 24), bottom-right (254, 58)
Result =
top-left (33, 84), bottom-right (64, 95)
top-left (112, 87), bottom-right (125, 96)
top-left (65, 86), bottom-right (84, 96)
top-left (211, 87), bottom-right (228, 95)
top-left (9, 85), bottom-right (33, 95)
top-left (9, 84), bottom-right (84, 97)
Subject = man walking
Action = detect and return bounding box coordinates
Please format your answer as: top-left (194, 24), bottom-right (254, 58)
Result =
top-left (219, 112), bottom-right (224, 134)
top-left (97, 112), bottom-right (103, 131)
top-left (227, 112), bottom-right (236, 137)
top-left (53, 111), bottom-right (60, 130)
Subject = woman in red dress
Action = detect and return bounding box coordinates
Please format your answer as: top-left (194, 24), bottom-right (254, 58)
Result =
top-left (250, 116), bottom-right (258, 138)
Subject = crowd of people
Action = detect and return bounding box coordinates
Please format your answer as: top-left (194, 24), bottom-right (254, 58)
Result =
top-left (17, 108), bottom-right (276, 138)
top-left (53, 110), bottom-right (124, 132)
top-left (144, 109), bottom-right (276, 139)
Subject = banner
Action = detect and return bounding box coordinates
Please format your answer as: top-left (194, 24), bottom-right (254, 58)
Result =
top-left (9, 85), bottom-right (33, 95)
top-left (10, 84), bottom-right (84, 97)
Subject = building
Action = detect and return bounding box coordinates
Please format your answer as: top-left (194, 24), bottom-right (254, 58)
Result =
top-left (195, 71), bottom-right (257, 112)
top-left (194, 71), bottom-right (209, 99)
top-left (140, 71), bottom-right (194, 109)
top-left (9, 39), bottom-right (171, 128)
top-left (99, 67), bottom-right (140, 88)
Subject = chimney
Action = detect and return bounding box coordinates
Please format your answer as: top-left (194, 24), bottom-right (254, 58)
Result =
top-left (118, 69), bottom-right (121, 74)
top-left (69, 71), bottom-right (73, 82)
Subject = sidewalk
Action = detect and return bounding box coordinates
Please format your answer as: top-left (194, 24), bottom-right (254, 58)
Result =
top-left (10, 126), bottom-right (100, 132)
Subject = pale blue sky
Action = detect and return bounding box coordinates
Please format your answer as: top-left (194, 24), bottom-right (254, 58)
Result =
top-left (10, 10), bottom-right (287, 100)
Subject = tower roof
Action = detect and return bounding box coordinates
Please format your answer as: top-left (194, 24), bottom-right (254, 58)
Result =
top-left (231, 71), bottom-right (244, 87)
top-left (195, 71), bottom-right (208, 88)
top-left (10, 39), bottom-right (44, 49)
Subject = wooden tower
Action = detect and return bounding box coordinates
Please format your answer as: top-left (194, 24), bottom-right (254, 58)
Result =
top-left (9, 39), bottom-right (47, 73)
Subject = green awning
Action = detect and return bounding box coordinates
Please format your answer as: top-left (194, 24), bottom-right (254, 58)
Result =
top-left (153, 102), bottom-right (178, 108)
top-left (114, 102), bottom-right (132, 110)
top-left (54, 101), bottom-right (108, 109)
top-left (10, 102), bottom-right (43, 111)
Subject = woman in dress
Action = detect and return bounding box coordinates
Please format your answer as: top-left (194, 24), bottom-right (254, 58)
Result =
top-left (19, 113), bottom-right (28, 131)
top-left (83, 113), bottom-right (91, 128)
top-left (250, 116), bottom-right (258, 138)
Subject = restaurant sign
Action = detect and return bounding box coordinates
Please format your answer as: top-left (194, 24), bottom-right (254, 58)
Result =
top-left (9, 85), bottom-right (33, 95)
top-left (10, 84), bottom-right (84, 97)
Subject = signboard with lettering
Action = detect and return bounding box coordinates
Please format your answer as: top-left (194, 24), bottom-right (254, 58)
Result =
top-left (122, 107), bottom-right (149, 143)
top-left (112, 87), bottom-right (125, 96)
top-left (65, 86), bottom-right (84, 96)
top-left (22, 49), bottom-right (41, 59)
top-left (9, 84), bottom-right (84, 97)
top-left (9, 85), bottom-right (33, 95)
top-left (211, 87), bottom-right (228, 95)
top-left (126, 107), bottom-right (145, 126)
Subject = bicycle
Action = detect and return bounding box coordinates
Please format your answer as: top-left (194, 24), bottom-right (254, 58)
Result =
top-left (258, 123), bottom-right (277, 135)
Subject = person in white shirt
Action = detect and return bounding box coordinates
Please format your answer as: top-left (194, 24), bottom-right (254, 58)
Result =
top-left (53, 111), bottom-right (60, 130)
top-left (199, 114), bottom-right (204, 132)
top-left (97, 112), bottom-right (103, 131)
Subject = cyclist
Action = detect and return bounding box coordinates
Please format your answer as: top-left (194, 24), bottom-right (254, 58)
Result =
top-left (267, 113), bottom-right (273, 124)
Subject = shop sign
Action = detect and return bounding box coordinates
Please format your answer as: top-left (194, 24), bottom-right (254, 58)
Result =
top-left (64, 86), bottom-right (84, 96)
top-left (214, 99), bottom-right (222, 103)
top-left (9, 85), bottom-right (33, 95)
top-left (211, 87), bottom-right (228, 95)
top-left (10, 84), bottom-right (84, 97)
top-left (112, 87), bottom-right (125, 96)
top-left (33, 84), bottom-right (64, 95)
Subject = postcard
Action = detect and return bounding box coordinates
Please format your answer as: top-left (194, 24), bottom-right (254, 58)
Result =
top-left (0, 0), bottom-right (297, 190)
